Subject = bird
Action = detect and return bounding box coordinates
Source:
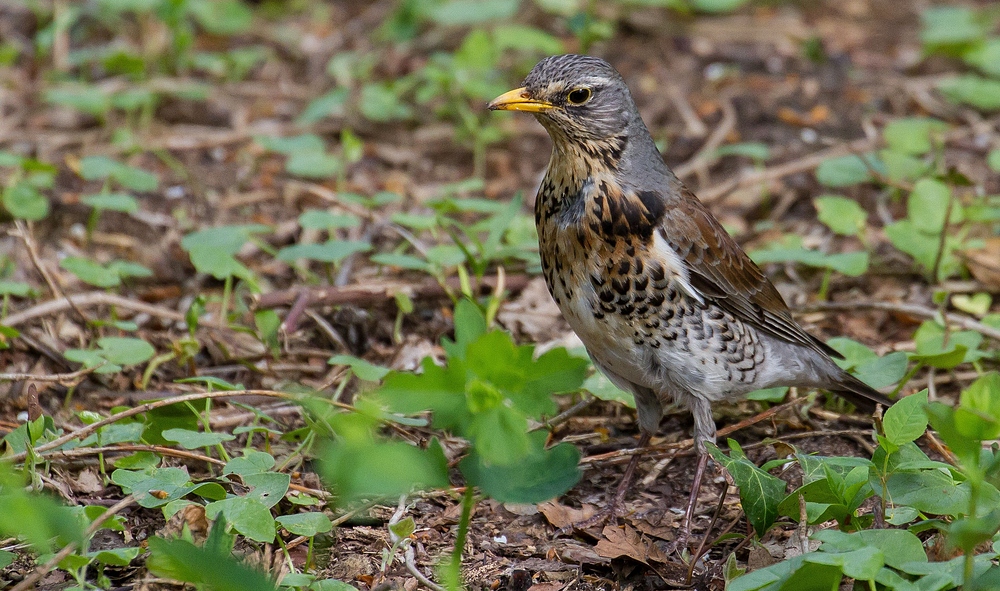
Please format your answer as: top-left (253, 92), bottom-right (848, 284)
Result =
top-left (487, 54), bottom-right (890, 551)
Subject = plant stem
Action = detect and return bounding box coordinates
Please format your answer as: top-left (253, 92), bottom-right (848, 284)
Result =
top-left (220, 275), bottom-right (232, 325)
top-left (447, 487), bottom-right (475, 591)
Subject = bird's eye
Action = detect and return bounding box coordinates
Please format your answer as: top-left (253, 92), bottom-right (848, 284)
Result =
top-left (567, 88), bottom-right (592, 105)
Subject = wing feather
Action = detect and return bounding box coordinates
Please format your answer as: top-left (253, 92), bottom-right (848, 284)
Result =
top-left (656, 187), bottom-right (841, 359)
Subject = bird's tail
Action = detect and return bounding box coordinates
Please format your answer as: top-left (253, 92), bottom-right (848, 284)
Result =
top-left (828, 370), bottom-right (893, 411)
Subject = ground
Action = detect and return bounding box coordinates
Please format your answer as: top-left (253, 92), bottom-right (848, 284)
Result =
top-left (0, 1), bottom-right (998, 590)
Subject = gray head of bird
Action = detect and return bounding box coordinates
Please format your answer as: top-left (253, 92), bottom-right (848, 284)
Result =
top-left (487, 54), bottom-right (641, 144)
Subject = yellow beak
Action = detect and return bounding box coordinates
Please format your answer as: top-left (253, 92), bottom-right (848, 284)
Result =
top-left (487, 87), bottom-right (554, 113)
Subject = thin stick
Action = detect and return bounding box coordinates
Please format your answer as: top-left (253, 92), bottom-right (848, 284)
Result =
top-left (12, 220), bottom-right (89, 324)
top-left (10, 495), bottom-right (136, 591)
top-left (0, 363), bottom-right (106, 384)
top-left (3, 291), bottom-right (229, 330)
top-left (799, 300), bottom-right (1000, 342)
top-left (3, 390), bottom-right (295, 464)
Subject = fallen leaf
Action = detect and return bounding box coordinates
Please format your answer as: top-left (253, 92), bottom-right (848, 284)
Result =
top-left (962, 238), bottom-right (1000, 290)
top-left (537, 500), bottom-right (596, 529)
top-left (527, 583), bottom-right (564, 591)
top-left (72, 467), bottom-right (103, 494)
top-left (594, 525), bottom-right (669, 565)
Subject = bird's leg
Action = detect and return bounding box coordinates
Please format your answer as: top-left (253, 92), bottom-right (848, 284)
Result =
top-left (670, 451), bottom-right (709, 555)
top-left (557, 431), bottom-right (652, 535)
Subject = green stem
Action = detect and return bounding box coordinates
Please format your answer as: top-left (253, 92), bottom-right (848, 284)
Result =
top-left (448, 487), bottom-right (475, 591)
top-left (220, 275), bottom-right (233, 325)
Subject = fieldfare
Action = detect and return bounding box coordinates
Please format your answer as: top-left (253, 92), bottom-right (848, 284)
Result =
top-left (488, 54), bottom-right (890, 550)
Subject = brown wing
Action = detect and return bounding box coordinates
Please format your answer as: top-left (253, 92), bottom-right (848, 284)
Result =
top-left (661, 187), bottom-right (842, 359)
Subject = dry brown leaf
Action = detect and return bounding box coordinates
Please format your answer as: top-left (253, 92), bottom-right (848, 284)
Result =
top-left (537, 500), bottom-right (596, 529)
top-left (527, 582), bottom-right (564, 591)
top-left (594, 525), bottom-right (669, 565)
top-left (72, 467), bottom-right (103, 494)
top-left (962, 238), bottom-right (1000, 290)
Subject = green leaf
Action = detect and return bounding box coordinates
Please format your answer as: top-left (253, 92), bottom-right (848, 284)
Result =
top-left (882, 390), bottom-right (928, 446)
top-left (181, 224), bottom-right (270, 280)
top-left (359, 83), bottom-right (411, 122)
top-left (45, 85), bottom-right (111, 116)
top-left (952, 293), bottom-right (992, 317)
top-left (243, 472), bottom-right (290, 508)
top-left (816, 154), bottom-right (880, 187)
top-left (224, 451), bottom-right (276, 476)
top-left (81, 192), bottom-right (139, 212)
top-left (853, 352), bottom-right (908, 390)
top-left (814, 195), bottom-right (867, 237)
top-left (161, 428), bottom-right (236, 449)
top-left (883, 118), bottom-right (949, 156)
top-left (746, 386), bottom-right (788, 402)
top-left (60, 257), bottom-right (121, 288)
top-left (884, 469), bottom-right (971, 516)
top-left (690, 0), bottom-right (749, 12)
top-left (467, 401), bottom-right (528, 462)
top-left (964, 38), bottom-right (1000, 78)
top-left (97, 336), bottom-right (155, 365)
top-left (988, 149), bottom-right (1000, 173)
top-left (319, 438), bottom-right (449, 502)
top-left (908, 178), bottom-right (953, 233)
top-left (443, 298), bottom-right (488, 359)
top-left (188, 0), bottom-right (253, 35)
top-left (749, 235), bottom-right (869, 276)
top-left (3, 181), bottom-right (49, 220)
top-left (913, 321), bottom-right (983, 367)
top-left (714, 142), bottom-right (770, 162)
top-left (938, 75), bottom-right (1000, 111)
top-left (206, 496), bottom-right (275, 543)
top-left (256, 134), bottom-right (325, 155)
top-left (921, 6), bottom-right (985, 47)
top-left (297, 88), bottom-right (349, 125)
top-left (805, 546), bottom-right (883, 580)
top-left (708, 441), bottom-right (785, 536)
top-left (328, 354), bottom-right (390, 382)
top-left (276, 240), bottom-right (370, 264)
top-left (311, 580), bottom-right (359, 591)
top-left (582, 370), bottom-right (635, 408)
top-left (298, 210), bottom-right (359, 230)
top-left (959, 372), bottom-right (1000, 425)
top-left (146, 526), bottom-right (277, 591)
top-left (111, 467), bottom-right (192, 508)
top-left (285, 150), bottom-right (341, 179)
top-left (492, 25), bottom-right (564, 54)
top-left (90, 546), bottom-right (140, 566)
top-left (428, 0), bottom-right (518, 25)
top-left (0, 464), bottom-right (87, 552)
top-left (460, 438), bottom-right (581, 504)
top-left (276, 512), bottom-right (333, 537)
top-left (0, 550), bottom-right (15, 569)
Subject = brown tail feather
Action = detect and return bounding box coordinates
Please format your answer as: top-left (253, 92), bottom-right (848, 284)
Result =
top-left (828, 371), bottom-right (892, 410)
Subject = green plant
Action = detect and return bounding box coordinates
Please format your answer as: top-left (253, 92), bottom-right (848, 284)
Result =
top-left (723, 373), bottom-right (1000, 590)
top-left (319, 299), bottom-right (588, 589)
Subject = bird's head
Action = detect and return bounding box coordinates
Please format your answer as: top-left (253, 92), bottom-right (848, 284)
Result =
top-left (488, 54), bottom-right (638, 144)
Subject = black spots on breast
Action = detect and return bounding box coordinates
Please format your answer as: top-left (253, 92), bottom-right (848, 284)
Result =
top-left (634, 274), bottom-right (649, 292)
top-left (590, 186), bottom-right (666, 243)
top-left (636, 190), bottom-right (667, 223)
top-left (648, 261), bottom-right (665, 283)
top-left (612, 277), bottom-right (630, 295)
